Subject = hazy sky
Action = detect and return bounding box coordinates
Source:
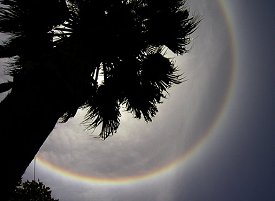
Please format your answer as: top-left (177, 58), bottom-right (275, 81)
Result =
top-left (1, 0), bottom-right (274, 201)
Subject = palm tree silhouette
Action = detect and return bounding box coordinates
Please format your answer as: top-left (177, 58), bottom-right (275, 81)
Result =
top-left (0, 0), bottom-right (199, 199)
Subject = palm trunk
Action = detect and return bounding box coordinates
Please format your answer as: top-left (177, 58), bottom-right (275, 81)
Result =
top-left (0, 70), bottom-right (68, 200)
top-left (0, 45), bottom-right (96, 199)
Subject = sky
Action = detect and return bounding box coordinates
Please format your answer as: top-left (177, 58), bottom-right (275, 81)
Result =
top-left (0, 0), bottom-right (274, 201)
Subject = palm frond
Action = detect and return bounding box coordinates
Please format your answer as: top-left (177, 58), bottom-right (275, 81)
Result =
top-left (140, 51), bottom-right (183, 90)
top-left (83, 84), bottom-right (121, 140)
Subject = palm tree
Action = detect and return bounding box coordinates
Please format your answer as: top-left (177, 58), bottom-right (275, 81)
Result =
top-left (0, 0), bottom-right (199, 199)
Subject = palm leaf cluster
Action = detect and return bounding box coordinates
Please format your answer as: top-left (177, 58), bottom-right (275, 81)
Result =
top-left (0, 0), bottom-right (199, 139)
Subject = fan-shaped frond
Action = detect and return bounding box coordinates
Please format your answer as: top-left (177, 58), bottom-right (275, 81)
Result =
top-left (83, 84), bottom-right (121, 139)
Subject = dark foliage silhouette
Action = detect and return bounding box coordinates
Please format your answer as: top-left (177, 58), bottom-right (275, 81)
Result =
top-left (8, 178), bottom-right (59, 201)
top-left (0, 0), bottom-right (199, 199)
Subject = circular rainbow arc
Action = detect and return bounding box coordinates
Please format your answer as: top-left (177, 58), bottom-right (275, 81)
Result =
top-left (36, 0), bottom-right (237, 186)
